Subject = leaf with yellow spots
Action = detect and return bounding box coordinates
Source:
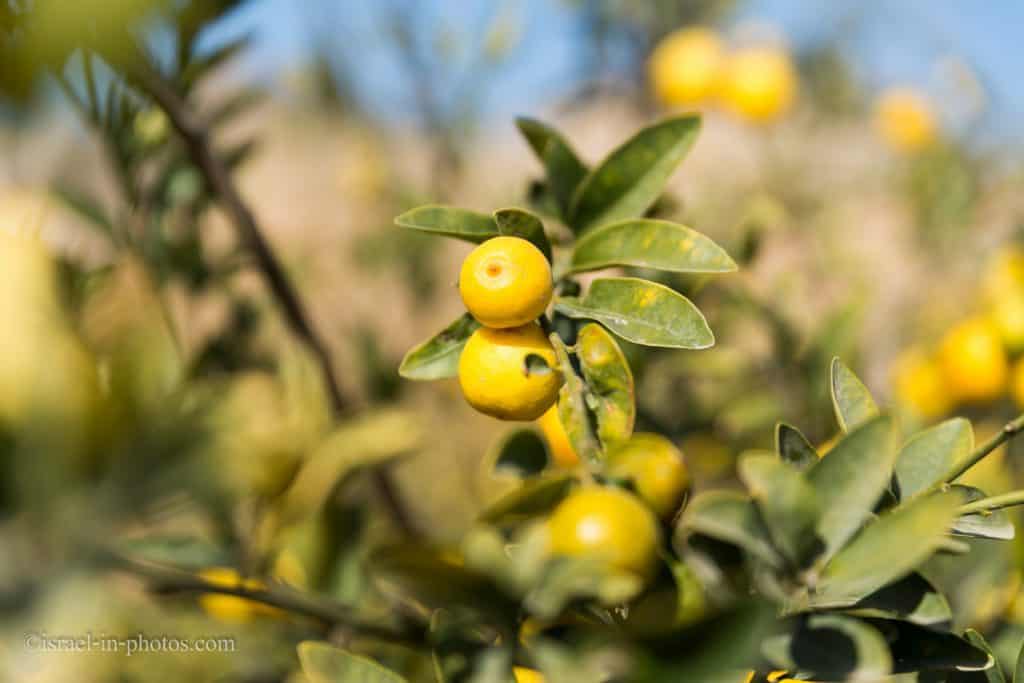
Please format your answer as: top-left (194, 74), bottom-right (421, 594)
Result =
top-left (570, 218), bottom-right (736, 275)
top-left (555, 277), bottom-right (713, 349)
top-left (576, 323), bottom-right (635, 448)
top-left (551, 333), bottom-right (602, 463)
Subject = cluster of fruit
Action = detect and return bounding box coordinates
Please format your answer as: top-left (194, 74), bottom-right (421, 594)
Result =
top-left (895, 246), bottom-right (1024, 418)
top-left (648, 27), bottom-right (797, 124)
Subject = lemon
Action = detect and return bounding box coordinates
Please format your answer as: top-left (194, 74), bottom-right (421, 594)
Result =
top-left (892, 347), bottom-right (952, 419)
top-left (459, 236), bottom-right (552, 328)
top-left (606, 433), bottom-right (689, 518)
top-left (548, 486), bottom-right (660, 579)
top-left (458, 323), bottom-right (561, 420)
top-left (648, 27), bottom-right (724, 107)
top-left (874, 88), bottom-right (937, 152)
top-left (513, 667), bottom-right (545, 683)
top-left (939, 317), bottom-right (1008, 403)
top-left (983, 247), bottom-right (1024, 304)
top-left (197, 568), bottom-right (277, 623)
top-left (537, 404), bottom-right (578, 467)
top-left (720, 47), bottom-right (797, 123)
top-left (991, 292), bottom-right (1024, 352)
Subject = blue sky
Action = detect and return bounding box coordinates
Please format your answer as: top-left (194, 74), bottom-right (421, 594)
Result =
top-left (207, 0), bottom-right (1024, 145)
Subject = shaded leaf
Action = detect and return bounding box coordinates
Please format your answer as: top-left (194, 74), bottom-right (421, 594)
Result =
top-left (525, 556), bottom-right (643, 618)
top-left (846, 572), bottom-right (952, 627)
top-left (896, 418), bottom-right (974, 500)
top-left (775, 422), bottom-right (818, 470)
top-left (831, 358), bottom-right (879, 433)
top-left (865, 619), bottom-right (992, 674)
top-left (569, 115), bottom-right (701, 234)
top-left (807, 416), bottom-right (899, 560)
top-left (399, 314), bottom-right (480, 380)
top-left (298, 641), bottom-right (407, 683)
top-left (493, 207), bottom-right (552, 262)
top-left (576, 323), bottom-right (635, 447)
top-left (570, 219), bottom-right (736, 274)
top-left (515, 118), bottom-right (588, 221)
top-left (555, 277), bottom-right (712, 349)
top-left (490, 428), bottom-right (549, 477)
top-left (963, 629), bottom-right (1006, 682)
top-left (762, 615), bottom-right (891, 681)
top-left (395, 205), bottom-right (498, 243)
top-left (951, 485), bottom-right (1015, 540)
top-left (811, 492), bottom-right (959, 608)
top-left (478, 474), bottom-right (574, 525)
top-left (676, 491), bottom-right (783, 568)
top-left (738, 452), bottom-right (822, 567)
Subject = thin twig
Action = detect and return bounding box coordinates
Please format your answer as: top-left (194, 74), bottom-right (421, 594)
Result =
top-left (958, 489), bottom-right (1024, 516)
top-left (945, 413), bottom-right (1024, 483)
top-left (127, 58), bottom-right (419, 539)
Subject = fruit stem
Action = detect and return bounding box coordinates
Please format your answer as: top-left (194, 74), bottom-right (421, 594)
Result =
top-left (958, 489), bottom-right (1024, 516)
top-left (944, 413), bottom-right (1024, 483)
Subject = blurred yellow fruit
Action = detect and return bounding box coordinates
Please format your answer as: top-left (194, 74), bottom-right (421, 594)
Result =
top-left (892, 347), bottom-right (952, 419)
top-left (459, 236), bottom-right (552, 328)
top-left (606, 433), bottom-right (689, 518)
top-left (874, 88), bottom-right (937, 152)
top-left (648, 27), bottom-right (724, 106)
top-left (133, 107), bottom-right (169, 146)
top-left (548, 486), bottom-right (660, 579)
top-left (991, 292), bottom-right (1024, 352)
top-left (458, 323), bottom-right (561, 421)
top-left (1011, 359), bottom-right (1024, 409)
top-left (720, 47), bottom-right (797, 123)
top-left (197, 568), bottom-right (277, 623)
top-left (939, 317), bottom-right (1008, 403)
top-left (537, 404), bottom-right (578, 467)
top-left (513, 667), bottom-right (545, 683)
top-left (983, 247), bottom-right (1024, 303)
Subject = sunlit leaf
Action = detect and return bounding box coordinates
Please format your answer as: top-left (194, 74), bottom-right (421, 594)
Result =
top-left (395, 205), bottom-right (498, 243)
top-left (570, 219), bottom-right (736, 274)
top-left (493, 207), bottom-right (552, 262)
top-left (830, 358), bottom-right (879, 433)
top-left (576, 323), bottom-right (634, 447)
top-left (676, 491), bottom-right (783, 568)
top-left (895, 418), bottom-right (974, 500)
top-left (399, 314), bottom-right (480, 380)
top-left (298, 641), bottom-right (408, 683)
top-left (551, 333), bottom-right (602, 463)
top-left (555, 277), bottom-right (713, 349)
top-left (569, 115), bottom-right (701, 234)
top-left (847, 572), bottom-right (952, 627)
top-left (478, 474), bottom-right (574, 525)
top-left (951, 485), bottom-right (1015, 540)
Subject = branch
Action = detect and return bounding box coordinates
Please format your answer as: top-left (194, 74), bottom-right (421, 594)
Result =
top-left (128, 59), bottom-right (419, 539)
top-left (945, 413), bottom-right (1024, 483)
top-left (958, 489), bottom-right (1024, 516)
top-left (109, 554), bottom-right (424, 646)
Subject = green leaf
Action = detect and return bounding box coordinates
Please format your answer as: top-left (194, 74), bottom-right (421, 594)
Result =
top-left (399, 314), bottom-right (480, 380)
top-left (525, 556), bottom-right (643, 618)
top-left (576, 323), bottom-right (635, 447)
top-left (868, 619), bottom-right (992, 674)
top-left (762, 615), bottom-right (892, 681)
top-left (895, 418), bottom-right (974, 500)
top-left (570, 219), bottom-right (736, 274)
top-left (807, 415), bottom-right (899, 560)
top-left (964, 629), bottom-right (1006, 682)
top-left (830, 357), bottom-right (879, 433)
top-left (951, 485), bottom-right (1015, 540)
top-left (478, 474), bottom-right (574, 525)
top-left (811, 491), bottom-right (959, 607)
top-left (737, 452), bottom-right (822, 568)
top-left (555, 277), bottom-right (713, 349)
top-left (279, 411), bottom-right (419, 525)
top-left (490, 428), bottom-right (549, 477)
top-left (515, 117), bottom-right (588, 221)
top-left (1015, 634), bottom-right (1024, 683)
top-left (676, 491), bottom-right (783, 568)
top-left (53, 184), bottom-right (114, 237)
top-left (493, 207), bottom-right (552, 262)
top-left (846, 572), bottom-right (952, 627)
top-left (394, 205), bottom-right (498, 243)
top-left (775, 422), bottom-right (819, 470)
top-left (551, 333), bottom-right (602, 463)
top-left (569, 115), bottom-right (701, 233)
top-left (298, 641), bottom-right (408, 683)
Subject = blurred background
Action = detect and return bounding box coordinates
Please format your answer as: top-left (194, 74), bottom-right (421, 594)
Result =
top-left (4, 0), bottom-right (1024, 680)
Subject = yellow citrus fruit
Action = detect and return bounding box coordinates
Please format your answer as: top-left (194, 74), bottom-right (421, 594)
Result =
top-left (720, 47), bottom-right (797, 123)
top-left (991, 292), bottom-right (1024, 352)
top-left (548, 486), bottom-right (661, 579)
top-left (537, 404), bottom-right (578, 467)
top-left (459, 236), bottom-right (552, 328)
top-left (648, 27), bottom-right (724, 107)
top-left (513, 667), bottom-right (545, 683)
top-left (892, 347), bottom-right (952, 419)
top-left (939, 317), bottom-right (1008, 403)
top-left (983, 246), bottom-right (1024, 304)
top-left (458, 323), bottom-right (561, 421)
top-left (874, 88), bottom-right (937, 152)
top-left (606, 433), bottom-right (689, 518)
top-left (197, 568), bottom-right (277, 623)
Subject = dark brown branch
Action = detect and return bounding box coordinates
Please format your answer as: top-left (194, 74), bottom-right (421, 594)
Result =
top-left (129, 60), bottom-right (418, 539)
